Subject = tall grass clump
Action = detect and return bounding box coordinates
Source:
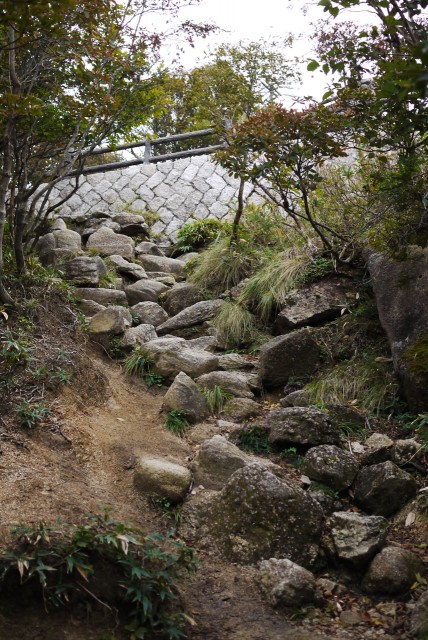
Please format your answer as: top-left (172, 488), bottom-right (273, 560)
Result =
top-left (187, 237), bottom-right (256, 296)
top-left (239, 248), bottom-right (311, 322)
top-left (306, 352), bottom-right (399, 415)
top-left (201, 384), bottom-right (233, 416)
top-left (211, 301), bottom-right (259, 348)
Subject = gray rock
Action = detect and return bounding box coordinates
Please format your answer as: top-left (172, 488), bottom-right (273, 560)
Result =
top-left (86, 227), bottom-right (135, 260)
top-left (113, 212), bottom-right (149, 237)
top-left (268, 407), bottom-right (340, 447)
top-left (125, 279), bottom-right (168, 305)
top-left (258, 558), bottom-right (316, 608)
top-left (181, 464), bottom-right (323, 566)
top-left (82, 217), bottom-right (121, 241)
top-left (196, 370), bottom-right (255, 399)
top-left (157, 299), bottom-right (225, 335)
top-left (175, 252), bottom-right (199, 263)
top-left (280, 390), bottom-right (311, 407)
top-left (301, 445), bottom-right (359, 491)
top-left (36, 229), bottom-right (82, 265)
top-left (75, 287), bottom-right (127, 305)
top-left (89, 306), bottom-right (132, 338)
top-left (361, 432), bottom-right (394, 466)
top-left (362, 547), bottom-right (423, 594)
top-left (259, 329), bottom-right (321, 388)
top-left (223, 398), bottom-right (263, 421)
top-left (60, 256), bottom-right (107, 286)
top-left (134, 456), bottom-right (192, 504)
top-left (191, 435), bottom-right (254, 489)
top-left (120, 324), bottom-right (157, 351)
top-left (135, 241), bottom-right (165, 256)
top-left (186, 336), bottom-right (218, 352)
top-left (393, 438), bottom-right (423, 465)
top-left (330, 512), bottom-right (389, 568)
top-left (354, 461), bottom-right (417, 516)
top-left (139, 254), bottom-right (185, 275)
top-left (274, 277), bottom-right (355, 334)
top-left (366, 247), bottom-right (428, 411)
top-left (131, 301), bottom-right (168, 327)
top-left (107, 255), bottom-right (147, 280)
top-left (78, 299), bottom-right (106, 317)
top-left (143, 337), bottom-right (219, 380)
top-left (49, 217), bottom-right (67, 231)
top-left (161, 282), bottom-right (204, 316)
top-left (153, 275), bottom-right (176, 286)
top-left (218, 353), bottom-right (257, 371)
top-left (162, 372), bottom-right (208, 424)
top-left (411, 589), bottom-right (428, 639)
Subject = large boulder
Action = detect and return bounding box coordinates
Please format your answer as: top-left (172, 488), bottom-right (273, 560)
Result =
top-left (160, 282), bottom-right (204, 316)
top-left (162, 372), bottom-right (208, 424)
top-left (88, 306), bottom-right (132, 339)
top-left (258, 558), bottom-right (316, 608)
top-left (274, 277), bottom-right (356, 334)
top-left (134, 456), bottom-right (192, 504)
top-left (182, 464), bottom-right (324, 566)
top-left (143, 337), bottom-right (219, 380)
top-left (60, 256), bottom-right (107, 286)
top-left (366, 247), bottom-right (428, 411)
top-left (301, 445), bottom-right (359, 490)
top-left (354, 461), bottom-right (417, 516)
top-left (125, 279), bottom-right (169, 305)
top-left (217, 353), bottom-right (257, 371)
top-left (362, 547), bottom-right (424, 595)
top-left (157, 299), bottom-right (225, 335)
top-left (78, 299), bottom-right (106, 317)
top-left (258, 329), bottom-right (321, 388)
top-left (196, 370), bottom-right (255, 399)
top-left (86, 227), bottom-right (135, 260)
top-left (191, 435), bottom-right (270, 489)
top-left (267, 407), bottom-right (340, 447)
top-left (36, 229), bottom-right (82, 265)
top-left (75, 287), bottom-right (127, 305)
top-left (120, 324), bottom-right (157, 351)
top-left (139, 254), bottom-right (185, 276)
top-left (131, 301), bottom-right (168, 327)
top-left (107, 255), bottom-right (147, 281)
top-left (330, 512), bottom-right (389, 568)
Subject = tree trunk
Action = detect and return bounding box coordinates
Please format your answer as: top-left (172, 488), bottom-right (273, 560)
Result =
top-left (0, 119), bottom-right (14, 306)
top-left (231, 176), bottom-right (246, 245)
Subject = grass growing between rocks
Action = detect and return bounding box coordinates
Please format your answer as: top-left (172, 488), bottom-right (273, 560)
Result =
top-left (211, 302), bottom-right (260, 349)
top-left (306, 351), bottom-right (399, 415)
top-left (200, 384), bottom-right (233, 416)
top-left (235, 423), bottom-right (272, 454)
top-left (165, 410), bottom-right (189, 437)
top-left (0, 511), bottom-right (196, 640)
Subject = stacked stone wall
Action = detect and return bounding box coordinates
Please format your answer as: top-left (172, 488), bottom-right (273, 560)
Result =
top-left (50, 155), bottom-right (263, 240)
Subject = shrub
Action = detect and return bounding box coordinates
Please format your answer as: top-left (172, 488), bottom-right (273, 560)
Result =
top-left (175, 218), bottom-right (224, 253)
top-left (0, 512), bottom-right (196, 639)
top-left (124, 348), bottom-right (163, 387)
top-left (165, 410), bottom-right (189, 437)
top-left (17, 400), bottom-right (51, 428)
top-left (235, 423), bottom-right (272, 454)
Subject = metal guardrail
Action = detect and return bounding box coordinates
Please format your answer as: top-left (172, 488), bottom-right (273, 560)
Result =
top-left (70, 128), bottom-right (224, 176)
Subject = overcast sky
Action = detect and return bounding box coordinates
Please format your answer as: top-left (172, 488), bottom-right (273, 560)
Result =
top-left (157, 0), bottom-right (374, 100)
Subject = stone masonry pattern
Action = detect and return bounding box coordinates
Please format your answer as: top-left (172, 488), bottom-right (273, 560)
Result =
top-left (49, 155), bottom-right (263, 240)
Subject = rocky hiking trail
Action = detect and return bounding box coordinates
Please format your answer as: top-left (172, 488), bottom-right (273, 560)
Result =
top-left (0, 350), bottom-right (330, 640)
top-left (1, 212), bottom-right (427, 639)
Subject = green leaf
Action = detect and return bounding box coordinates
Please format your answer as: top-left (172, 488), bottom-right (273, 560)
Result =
top-left (307, 60), bottom-right (320, 72)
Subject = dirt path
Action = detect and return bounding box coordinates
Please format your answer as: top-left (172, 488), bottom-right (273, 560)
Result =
top-left (0, 351), bottom-right (364, 640)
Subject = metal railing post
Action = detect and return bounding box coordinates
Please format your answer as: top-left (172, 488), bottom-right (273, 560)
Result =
top-left (144, 141), bottom-right (151, 164)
